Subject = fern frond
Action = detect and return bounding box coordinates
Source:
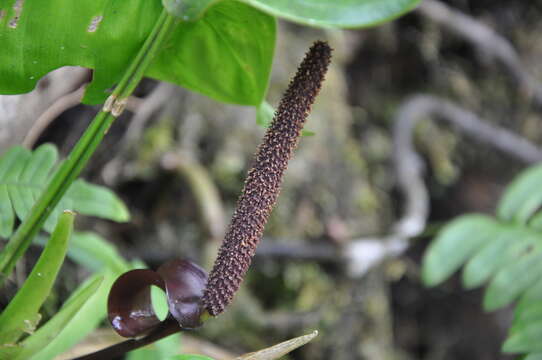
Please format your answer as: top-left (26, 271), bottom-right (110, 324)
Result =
top-left (422, 163), bottom-right (542, 357)
top-left (0, 144), bottom-right (129, 238)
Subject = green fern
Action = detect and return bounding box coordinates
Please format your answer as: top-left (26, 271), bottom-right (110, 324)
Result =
top-left (0, 144), bottom-right (129, 238)
top-left (422, 164), bottom-right (542, 357)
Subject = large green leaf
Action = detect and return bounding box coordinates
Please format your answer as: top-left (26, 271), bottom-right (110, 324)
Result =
top-left (0, 0), bottom-right (275, 106)
top-left (238, 0), bottom-right (420, 28)
top-left (0, 144), bottom-right (129, 238)
top-left (162, 0), bottom-right (219, 20)
top-left (421, 214), bottom-right (498, 287)
top-left (0, 211), bottom-right (74, 345)
top-left (162, 0), bottom-right (420, 28)
top-left (148, 1), bottom-right (275, 106)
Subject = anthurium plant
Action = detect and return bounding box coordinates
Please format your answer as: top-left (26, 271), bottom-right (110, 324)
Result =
top-left (0, 0), bottom-right (420, 358)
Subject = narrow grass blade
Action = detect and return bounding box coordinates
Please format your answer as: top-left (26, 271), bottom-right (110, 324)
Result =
top-left (0, 211), bottom-right (75, 345)
top-left (13, 276), bottom-right (103, 360)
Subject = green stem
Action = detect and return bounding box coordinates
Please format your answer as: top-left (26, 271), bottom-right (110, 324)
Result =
top-left (117, 12), bottom-right (175, 99)
top-left (112, 10), bottom-right (168, 99)
top-left (0, 9), bottom-right (177, 278)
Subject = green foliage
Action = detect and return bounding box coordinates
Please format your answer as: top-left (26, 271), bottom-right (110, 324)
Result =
top-left (162, 0), bottom-right (422, 28)
top-left (149, 1), bottom-right (275, 106)
top-left (505, 300), bottom-right (542, 353)
top-left (0, 1), bottom-right (422, 358)
top-left (422, 163), bottom-right (542, 356)
top-left (421, 214), bottom-right (500, 287)
top-left (0, 208), bottom-right (131, 360)
top-left (0, 0), bottom-right (275, 105)
top-left (13, 276), bottom-right (103, 360)
top-left (30, 232), bottom-right (132, 360)
top-left (524, 354), bottom-right (542, 360)
top-left (0, 0), bottom-right (420, 106)
top-left (128, 333), bottom-right (182, 360)
top-left (0, 144), bottom-right (129, 239)
top-left (498, 165), bottom-right (542, 224)
top-left (162, 0), bottom-right (219, 20)
top-left (239, 0), bottom-right (421, 28)
top-left (68, 232), bottom-right (131, 273)
top-left (0, 141), bottom-right (132, 359)
top-left (0, 211), bottom-right (74, 345)
top-left (30, 270), bottom-right (120, 360)
top-left (0, 273), bottom-right (103, 359)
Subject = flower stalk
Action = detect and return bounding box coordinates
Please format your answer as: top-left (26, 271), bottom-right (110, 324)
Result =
top-left (203, 40), bottom-right (332, 316)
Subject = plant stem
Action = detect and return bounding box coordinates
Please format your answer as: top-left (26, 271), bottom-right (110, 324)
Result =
top-left (118, 12), bottom-right (175, 100)
top-left (0, 9), bottom-right (177, 278)
top-left (112, 10), bottom-right (170, 100)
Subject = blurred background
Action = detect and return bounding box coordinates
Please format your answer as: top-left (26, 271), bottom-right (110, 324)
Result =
top-left (3, 0), bottom-right (542, 359)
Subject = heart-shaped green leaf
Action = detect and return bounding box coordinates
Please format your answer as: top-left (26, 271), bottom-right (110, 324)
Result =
top-left (0, 0), bottom-right (275, 106)
top-left (238, 0), bottom-right (421, 28)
